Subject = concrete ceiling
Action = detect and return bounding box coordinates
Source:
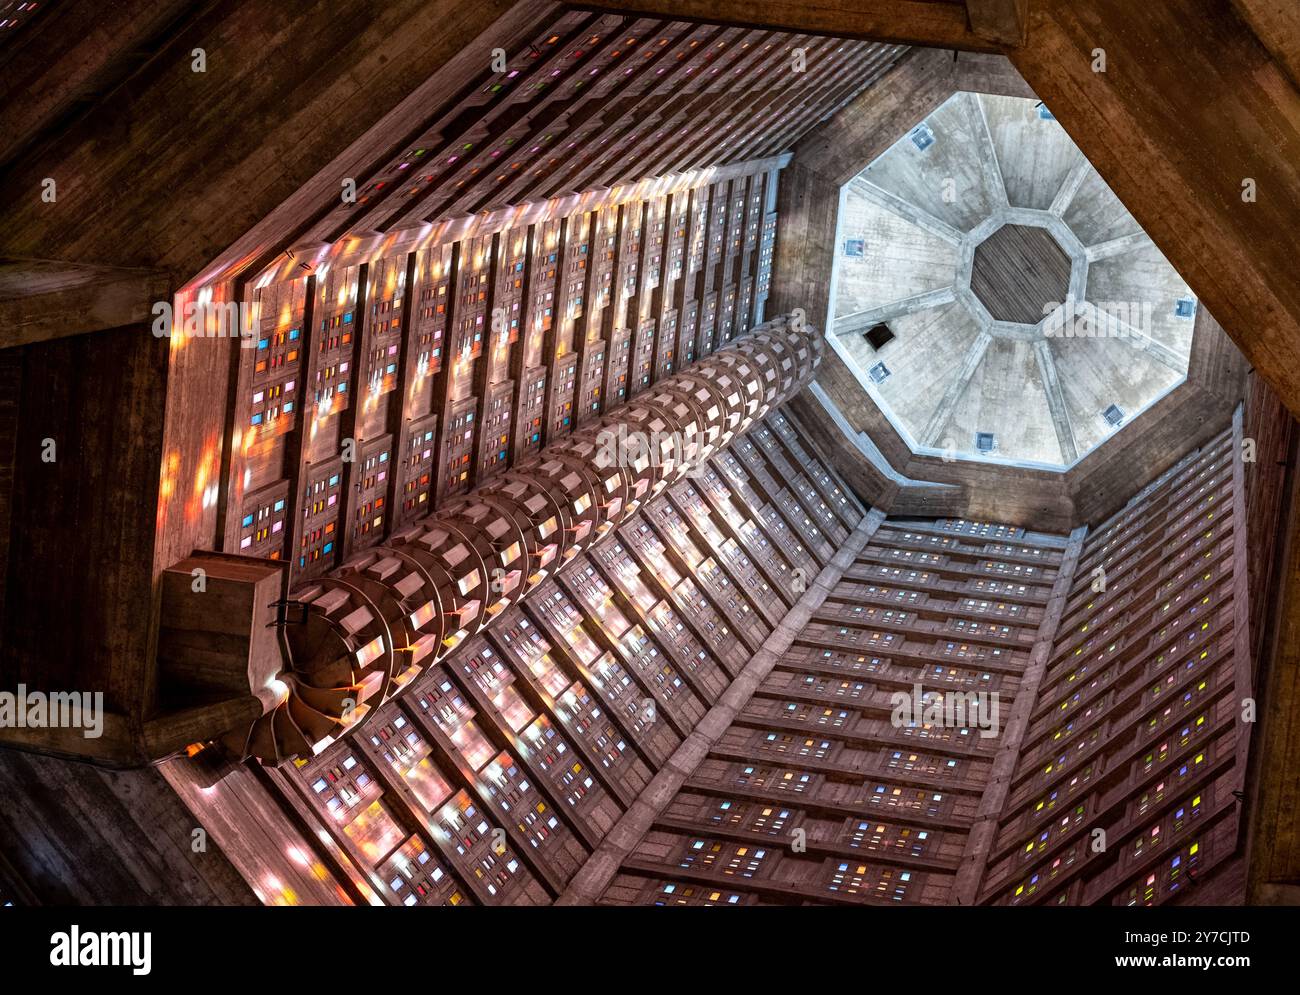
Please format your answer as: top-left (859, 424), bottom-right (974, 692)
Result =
top-left (828, 91), bottom-right (1197, 469)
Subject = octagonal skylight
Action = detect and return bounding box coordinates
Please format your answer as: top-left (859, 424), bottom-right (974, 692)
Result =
top-left (827, 91), bottom-right (1198, 469)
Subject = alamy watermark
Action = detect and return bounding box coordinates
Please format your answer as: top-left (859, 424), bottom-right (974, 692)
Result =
top-left (151, 297), bottom-right (257, 347)
top-left (890, 683), bottom-right (1000, 739)
top-left (50, 927), bottom-right (151, 975)
top-left (0, 685), bottom-right (104, 739)
top-left (595, 423), bottom-right (711, 479)
top-left (1041, 295), bottom-right (1154, 339)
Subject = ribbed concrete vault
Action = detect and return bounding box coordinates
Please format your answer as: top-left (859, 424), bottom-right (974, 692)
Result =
top-left (828, 91), bottom-right (1197, 469)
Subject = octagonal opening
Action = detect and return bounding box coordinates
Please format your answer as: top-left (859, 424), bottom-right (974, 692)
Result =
top-left (970, 224), bottom-right (1071, 325)
top-left (827, 90), bottom-right (1199, 470)
top-left (821, 89), bottom-right (1196, 470)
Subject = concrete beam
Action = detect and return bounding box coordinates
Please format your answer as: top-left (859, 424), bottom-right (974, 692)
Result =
top-left (0, 748), bottom-right (261, 904)
top-left (0, 0), bottom-right (195, 171)
top-left (968, 90), bottom-right (1011, 208)
top-left (966, 0), bottom-right (1030, 47)
top-left (1047, 159), bottom-right (1090, 217)
top-left (833, 286), bottom-right (956, 336)
top-left (922, 330), bottom-right (992, 445)
top-left (849, 177), bottom-right (965, 245)
top-left (1110, 317), bottom-right (1190, 373)
top-left (1083, 231), bottom-right (1148, 262)
top-left (1231, 0), bottom-right (1300, 89)
top-left (1244, 417), bottom-right (1300, 901)
top-left (1, 323), bottom-right (170, 745)
top-left (0, 258), bottom-right (172, 348)
top-left (1032, 339), bottom-right (1080, 463)
top-left (1187, 307), bottom-right (1251, 401)
top-left (0, 0), bottom-right (530, 283)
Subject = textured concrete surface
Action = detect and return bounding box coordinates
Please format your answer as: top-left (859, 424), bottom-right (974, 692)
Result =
top-left (970, 224), bottom-right (1072, 323)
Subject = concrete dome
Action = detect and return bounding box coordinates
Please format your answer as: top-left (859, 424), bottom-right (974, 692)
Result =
top-left (828, 91), bottom-right (1197, 469)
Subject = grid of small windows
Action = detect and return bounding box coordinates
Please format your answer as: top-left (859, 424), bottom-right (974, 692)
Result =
top-left (361, 255), bottom-right (406, 401)
top-left (352, 435), bottom-right (392, 549)
top-left (987, 428), bottom-right (1241, 906)
top-left (516, 366), bottom-right (547, 459)
top-left (312, 264), bottom-right (360, 417)
top-left (548, 352), bottom-right (578, 437)
top-left (477, 380), bottom-right (514, 479)
top-left (400, 411), bottom-right (437, 519)
top-left (185, 19), bottom-right (936, 904)
top-left (298, 458), bottom-right (344, 578)
top-left (248, 278), bottom-right (306, 436)
top-left (239, 480), bottom-right (289, 558)
top-left (439, 397), bottom-right (477, 500)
